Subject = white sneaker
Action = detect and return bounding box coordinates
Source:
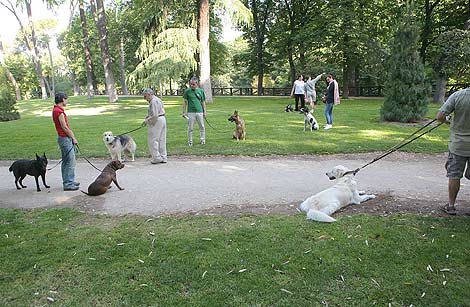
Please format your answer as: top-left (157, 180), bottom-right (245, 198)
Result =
top-left (200, 140), bottom-right (205, 145)
top-left (188, 141), bottom-right (193, 147)
top-left (324, 124), bottom-right (332, 130)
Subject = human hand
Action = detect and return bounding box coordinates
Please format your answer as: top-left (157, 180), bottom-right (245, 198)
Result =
top-left (72, 137), bottom-right (78, 145)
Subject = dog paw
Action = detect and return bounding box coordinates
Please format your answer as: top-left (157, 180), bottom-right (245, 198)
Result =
top-left (45, 185), bottom-right (50, 188)
top-left (370, 194), bottom-right (376, 199)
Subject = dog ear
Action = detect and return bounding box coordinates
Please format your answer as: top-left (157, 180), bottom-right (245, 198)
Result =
top-left (43, 152), bottom-right (47, 159)
top-left (36, 153), bottom-right (40, 160)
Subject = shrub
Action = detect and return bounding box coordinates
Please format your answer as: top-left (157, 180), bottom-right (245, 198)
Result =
top-left (0, 66), bottom-right (20, 121)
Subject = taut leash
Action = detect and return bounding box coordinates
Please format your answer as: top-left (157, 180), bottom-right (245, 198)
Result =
top-left (346, 119), bottom-right (444, 176)
top-left (47, 145), bottom-right (75, 171)
top-left (116, 125), bottom-right (144, 136)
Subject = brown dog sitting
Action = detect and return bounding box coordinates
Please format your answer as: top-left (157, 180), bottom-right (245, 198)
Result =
top-left (228, 110), bottom-right (246, 141)
top-left (81, 160), bottom-right (125, 196)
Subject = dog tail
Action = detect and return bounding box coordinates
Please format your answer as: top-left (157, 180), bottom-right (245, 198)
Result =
top-left (306, 209), bottom-right (336, 223)
top-left (80, 190), bottom-right (89, 195)
top-left (8, 165), bottom-right (13, 172)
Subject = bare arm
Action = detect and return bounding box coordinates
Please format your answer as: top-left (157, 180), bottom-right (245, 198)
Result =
top-left (182, 99), bottom-right (188, 117)
top-left (58, 113), bottom-right (77, 144)
top-left (202, 100), bottom-right (207, 118)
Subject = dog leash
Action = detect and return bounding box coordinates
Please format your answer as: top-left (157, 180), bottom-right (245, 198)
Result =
top-left (74, 145), bottom-right (102, 172)
top-left (47, 145), bottom-right (76, 171)
top-left (116, 125), bottom-right (144, 137)
top-left (347, 119), bottom-right (444, 176)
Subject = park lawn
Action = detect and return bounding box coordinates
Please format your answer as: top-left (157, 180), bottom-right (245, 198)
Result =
top-left (0, 208), bottom-right (469, 306)
top-left (0, 96), bottom-right (449, 159)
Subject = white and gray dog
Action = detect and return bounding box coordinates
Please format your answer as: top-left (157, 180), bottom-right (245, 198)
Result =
top-left (103, 131), bottom-right (137, 162)
top-left (300, 107), bottom-right (319, 131)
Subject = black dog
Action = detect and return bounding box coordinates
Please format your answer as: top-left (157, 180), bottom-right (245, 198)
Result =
top-left (9, 153), bottom-right (50, 192)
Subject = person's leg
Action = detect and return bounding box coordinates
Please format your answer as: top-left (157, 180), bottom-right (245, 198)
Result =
top-left (187, 113), bottom-right (196, 146)
top-left (158, 117), bottom-right (167, 162)
top-left (444, 152), bottom-right (466, 212)
top-left (448, 178), bottom-right (460, 207)
top-left (58, 136), bottom-right (76, 189)
top-left (324, 103), bottom-right (333, 125)
top-left (148, 126), bottom-right (162, 163)
top-left (196, 113), bottom-right (205, 144)
top-left (294, 95), bottom-right (300, 111)
top-left (300, 94), bottom-right (306, 109)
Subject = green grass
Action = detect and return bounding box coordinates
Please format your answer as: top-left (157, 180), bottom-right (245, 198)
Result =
top-left (0, 96), bottom-right (449, 159)
top-left (1, 209), bottom-right (469, 306)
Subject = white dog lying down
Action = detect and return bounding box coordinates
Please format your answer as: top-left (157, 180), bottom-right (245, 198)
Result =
top-left (299, 165), bottom-right (376, 222)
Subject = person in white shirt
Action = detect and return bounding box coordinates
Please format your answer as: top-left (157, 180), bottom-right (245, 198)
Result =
top-left (142, 88), bottom-right (167, 164)
top-left (290, 74), bottom-right (306, 111)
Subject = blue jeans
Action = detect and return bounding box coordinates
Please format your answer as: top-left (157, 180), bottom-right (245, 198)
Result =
top-left (58, 136), bottom-right (76, 189)
top-left (324, 103), bottom-right (334, 125)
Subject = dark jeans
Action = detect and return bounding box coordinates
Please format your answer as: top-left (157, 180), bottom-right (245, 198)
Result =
top-left (294, 94), bottom-right (305, 110)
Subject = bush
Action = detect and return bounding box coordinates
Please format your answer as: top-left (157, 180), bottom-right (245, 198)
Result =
top-left (381, 2), bottom-right (428, 123)
top-left (0, 66), bottom-right (20, 121)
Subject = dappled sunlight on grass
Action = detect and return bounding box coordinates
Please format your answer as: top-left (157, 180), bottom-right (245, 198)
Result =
top-left (358, 129), bottom-right (395, 138)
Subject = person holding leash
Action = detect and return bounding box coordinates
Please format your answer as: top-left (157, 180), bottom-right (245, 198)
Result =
top-left (436, 87), bottom-right (470, 215)
top-left (52, 92), bottom-right (79, 191)
top-left (182, 77), bottom-right (206, 146)
top-left (142, 88), bottom-right (167, 164)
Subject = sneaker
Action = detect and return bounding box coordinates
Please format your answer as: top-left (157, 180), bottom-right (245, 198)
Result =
top-left (441, 203), bottom-right (457, 215)
top-left (201, 140), bottom-right (205, 145)
top-left (324, 124), bottom-right (332, 130)
top-left (151, 158), bottom-right (163, 164)
top-left (188, 141), bottom-right (193, 147)
top-left (64, 186), bottom-right (79, 191)
top-left (74, 182), bottom-right (80, 186)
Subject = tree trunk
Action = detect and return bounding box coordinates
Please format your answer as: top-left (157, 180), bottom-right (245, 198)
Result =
top-left (197, 0), bottom-right (213, 102)
top-left (252, 0), bottom-right (263, 95)
top-left (432, 75), bottom-right (447, 103)
top-left (46, 40), bottom-right (55, 97)
top-left (25, 0), bottom-right (47, 99)
top-left (119, 37), bottom-right (128, 95)
top-left (465, 0), bottom-right (470, 30)
top-left (0, 39), bottom-right (21, 100)
top-left (71, 71), bottom-right (80, 96)
top-left (94, 0), bottom-right (118, 102)
top-left (79, 0), bottom-right (96, 98)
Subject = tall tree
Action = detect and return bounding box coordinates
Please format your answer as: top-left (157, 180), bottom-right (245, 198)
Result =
top-left (79, 0), bottom-right (97, 98)
top-left (429, 29), bottom-right (470, 103)
top-left (381, 1), bottom-right (429, 123)
top-left (92, 0), bottom-right (118, 102)
top-left (0, 39), bottom-right (22, 100)
top-left (0, 0), bottom-right (49, 99)
top-left (197, 0), bottom-right (212, 102)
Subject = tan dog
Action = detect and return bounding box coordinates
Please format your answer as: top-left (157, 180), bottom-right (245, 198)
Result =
top-left (81, 160), bottom-right (125, 196)
top-left (228, 110), bottom-right (246, 141)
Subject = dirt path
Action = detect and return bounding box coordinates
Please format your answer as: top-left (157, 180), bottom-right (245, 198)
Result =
top-left (1, 153), bottom-right (469, 217)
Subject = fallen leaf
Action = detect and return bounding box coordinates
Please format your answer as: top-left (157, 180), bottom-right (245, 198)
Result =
top-left (47, 297), bottom-right (55, 302)
top-left (238, 269), bottom-right (247, 273)
top-left (201, 238), bottom-right (212, 241)
top-left (202, 271), bottom-right (207, 279)
top-left (117, 243), bottom-right (125, 246)
top-left (280, 288), bottom-right (293, 295)
top-left (138, 259), bottom-right (144, 264)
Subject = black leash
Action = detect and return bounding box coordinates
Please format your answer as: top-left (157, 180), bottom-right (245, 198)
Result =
top-left (47, 145), bottom-right (75, 171)
top-left (75, 144), bottom-right (102, 172)
top-left (347, 119), bottom-right (444, 176)
top-left (116, 125), bottom-right (144, 137)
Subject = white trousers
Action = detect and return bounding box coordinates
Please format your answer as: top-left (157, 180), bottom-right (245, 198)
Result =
top-left (148, 116), bottom-right (167, 161)
top-left (187, 112), bottom-right (205, 143)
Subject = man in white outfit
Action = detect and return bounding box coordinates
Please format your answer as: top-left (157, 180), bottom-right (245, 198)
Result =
top-left (142, 88), bottom-right (167, 164)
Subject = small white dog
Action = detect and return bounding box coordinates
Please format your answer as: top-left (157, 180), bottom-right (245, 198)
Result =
top-left (102, 131), bottom-right (137, 162)
top-left (302, 108), bottom-right (319, 131)
top-left (299, 165), bottom-right (376, 222)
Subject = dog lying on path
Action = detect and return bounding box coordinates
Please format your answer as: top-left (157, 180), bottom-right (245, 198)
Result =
top-left (9, 153), bottom-right (50, 192)
top-left (103, 131), bottom-right (136, 162)
top-left (228, 110), bottom-right (246, 141)
top-left (81, 160), bottom-right (125, 196)
top-left (299, 165), bottom-right (375, 222)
